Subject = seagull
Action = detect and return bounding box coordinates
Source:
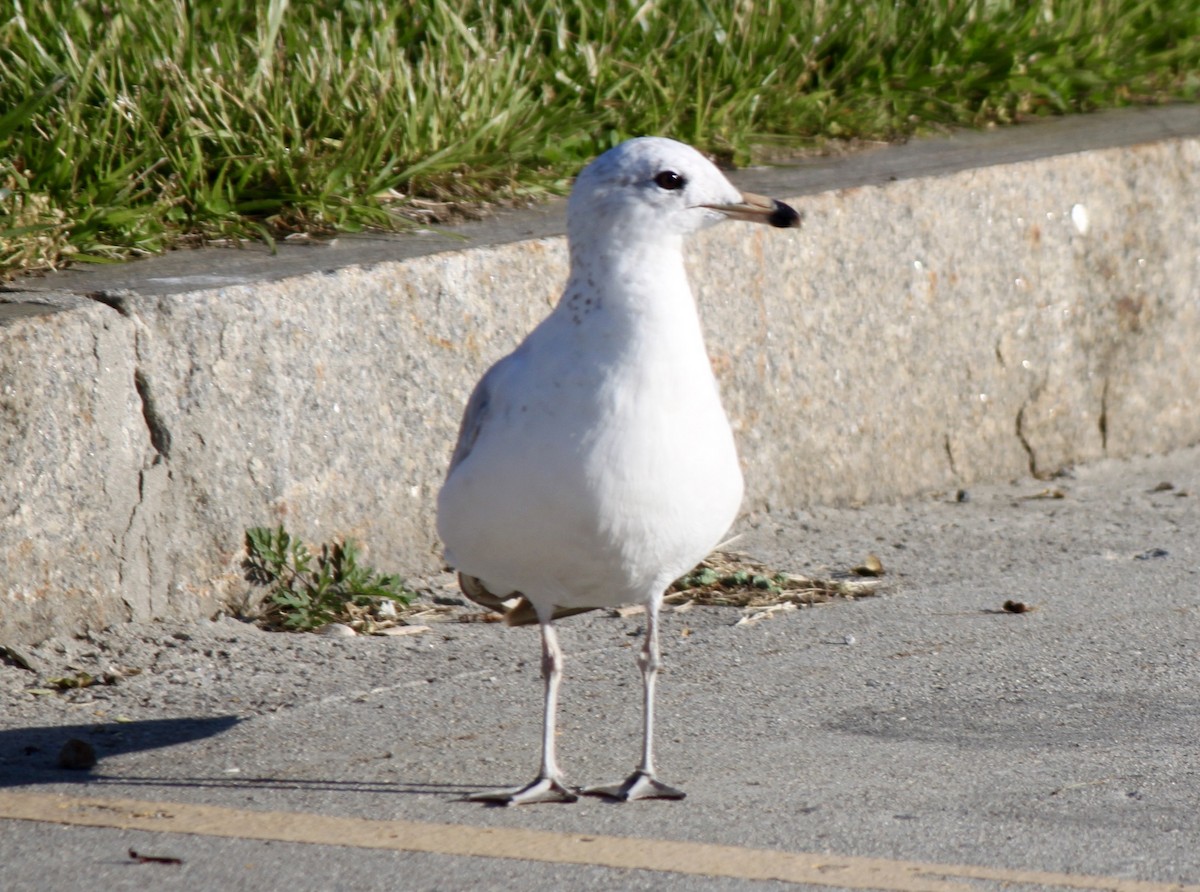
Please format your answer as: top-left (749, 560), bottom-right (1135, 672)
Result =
top-left (437, 137), bottom-right (800, 805)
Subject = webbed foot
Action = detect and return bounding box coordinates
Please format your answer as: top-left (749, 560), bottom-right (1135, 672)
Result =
top-left (468, 776), bottom-right (579, 806)
top-left (581, 770), bottom-right (685, 802)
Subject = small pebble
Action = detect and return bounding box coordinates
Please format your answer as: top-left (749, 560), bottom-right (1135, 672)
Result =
top-left (1134, 548), bottom-right (1169, 561)
top-left (842, 634), bottom-right (856, 646)
top-left (57, 739), bottom-right (96, 770)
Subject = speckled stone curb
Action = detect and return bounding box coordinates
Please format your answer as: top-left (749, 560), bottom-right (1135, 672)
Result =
top-left (2, 106), bottom-right (1198, 644)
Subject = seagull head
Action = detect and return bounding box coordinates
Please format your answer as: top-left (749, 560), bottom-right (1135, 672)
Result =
top-left (567, 137), bottom-right (801, 245)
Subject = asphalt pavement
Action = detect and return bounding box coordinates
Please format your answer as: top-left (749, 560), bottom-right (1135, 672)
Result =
top-left (1, 445), bottom-right (1198, 891)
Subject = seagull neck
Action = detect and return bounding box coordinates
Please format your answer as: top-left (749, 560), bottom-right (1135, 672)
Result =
top-left (564, 232), bottom-right (692, 322)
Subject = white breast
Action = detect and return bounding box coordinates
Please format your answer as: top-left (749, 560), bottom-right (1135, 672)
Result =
top-left (437, 266), bottom-right (743, 609)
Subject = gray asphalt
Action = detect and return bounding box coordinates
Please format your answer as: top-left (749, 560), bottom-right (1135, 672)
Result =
top-left (1, 446), bottom-right (1198, 890)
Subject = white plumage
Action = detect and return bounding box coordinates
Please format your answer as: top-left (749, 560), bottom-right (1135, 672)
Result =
top-left (437, 137), bottom-right (800, 805)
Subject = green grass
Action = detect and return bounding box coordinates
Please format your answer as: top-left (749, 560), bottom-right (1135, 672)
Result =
top-left (2, 0), bottom-right (1196, 277)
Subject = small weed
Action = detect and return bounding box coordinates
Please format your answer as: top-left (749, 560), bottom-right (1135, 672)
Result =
top-left (673, 565), bottom-right (788, 595)
top-left (667, 552), bottom-right (881, 608)
top-left (243, 525), bottom-right (416, 632)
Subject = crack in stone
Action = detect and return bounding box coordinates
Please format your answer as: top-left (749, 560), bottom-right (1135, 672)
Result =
top-left (943, 433), bottom-right (959, 478)
top-left (85, 290), bottom-right (132, 317)
top-left (1098, 377), bottom-right (1109, 452)
top-left (1015, 404), bottom-right (1038, 478)
top-left (84, 289), bottom-right (172, 620)
top-left (134, 369), bottom-right (171, 461)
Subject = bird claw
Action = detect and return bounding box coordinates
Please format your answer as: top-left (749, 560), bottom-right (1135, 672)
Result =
top-left (582, 770), bottom-right (686, 802)
top-left (468, 776), bottom-right (579, 806)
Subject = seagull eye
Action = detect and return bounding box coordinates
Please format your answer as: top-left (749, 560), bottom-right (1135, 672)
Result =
top-left (653, 170), bottom-right (686, 191)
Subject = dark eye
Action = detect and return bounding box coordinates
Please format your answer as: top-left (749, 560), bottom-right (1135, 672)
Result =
top-left (654, 170), bottom-right (686, 191)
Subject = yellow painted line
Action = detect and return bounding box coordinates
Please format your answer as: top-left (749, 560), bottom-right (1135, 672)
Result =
top-left (0, 791), bottom-right (1195, 892)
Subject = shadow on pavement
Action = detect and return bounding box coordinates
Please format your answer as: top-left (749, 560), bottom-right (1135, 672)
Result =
top-left (0, 717), bottom-right (481, 797)
top-left (85, 775), bottom-right (479, 797)
top-left (0, 715), bottom-right (241, 787)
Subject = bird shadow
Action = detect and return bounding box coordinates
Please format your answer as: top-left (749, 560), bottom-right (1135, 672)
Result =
top-left (0, 716), bottom-right (483, 798)
top-left (79, 774), bottom-right (479, 798)
top-left (0, 715), bottom-right (241, 788)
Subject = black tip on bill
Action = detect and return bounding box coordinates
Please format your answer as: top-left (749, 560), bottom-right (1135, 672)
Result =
top-left (768, 200), bottom-right (802, 229)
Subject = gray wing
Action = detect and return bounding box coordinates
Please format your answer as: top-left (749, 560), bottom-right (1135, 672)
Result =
top-left (446, 338), bottom-right (535, 475)
top-left (446, 347), bottom-right (600, 626)
top-left (446, 359), bottom-right (500, 475)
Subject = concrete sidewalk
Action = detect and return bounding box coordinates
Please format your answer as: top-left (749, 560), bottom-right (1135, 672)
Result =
top-left (0, 445), bottom-right (1197, 890)
top-left (3, 105), bottom-right (1200, 646)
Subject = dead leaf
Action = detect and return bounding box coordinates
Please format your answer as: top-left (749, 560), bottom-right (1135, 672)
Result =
top-left (852, 554), bottom-right (884, 577)
top-left (47, 672), bottom-right (98, 690)
top-left (1022, 488), bottom-right (1066, 500)
top-left (735, 603), bottom-right (798, 626)
top-left (376, 625), bottom-right (431, 637)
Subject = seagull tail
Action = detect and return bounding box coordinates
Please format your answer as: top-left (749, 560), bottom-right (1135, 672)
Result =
top-left (457, 573), bottom-right (599, 627)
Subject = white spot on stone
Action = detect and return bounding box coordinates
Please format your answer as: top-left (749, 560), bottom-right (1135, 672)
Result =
top-left (1071, 203), bottom-right (1089, 235)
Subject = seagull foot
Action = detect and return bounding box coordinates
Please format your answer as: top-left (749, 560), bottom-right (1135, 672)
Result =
top-left (581, 770), bottom-right (686, 802)
top-left (468, 776), bottom-right (579, 806)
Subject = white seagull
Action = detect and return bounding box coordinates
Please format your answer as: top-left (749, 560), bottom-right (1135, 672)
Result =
top-left (437, 137), bottom-right (800, 805)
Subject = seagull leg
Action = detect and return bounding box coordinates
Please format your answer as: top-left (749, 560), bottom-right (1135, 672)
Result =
top-left (469, 620), bottom-right (578, 805)
top-left (583, 600), bottom-right (685, 802)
